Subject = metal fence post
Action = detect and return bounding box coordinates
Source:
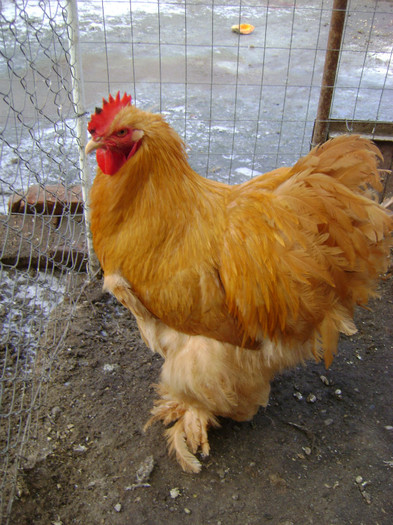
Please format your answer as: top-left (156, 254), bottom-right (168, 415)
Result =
top-left (311, 0), bottom-right (348, 147)
top-left (65, 0), bottom-right (99, 276)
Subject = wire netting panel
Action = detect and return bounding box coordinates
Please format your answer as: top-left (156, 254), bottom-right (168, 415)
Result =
top-left (332, 2), bottom-right (393, 124)
top-left (0, 0), bottom-right (392, 522)
top-left (78, 0), bottom-right (392, 177)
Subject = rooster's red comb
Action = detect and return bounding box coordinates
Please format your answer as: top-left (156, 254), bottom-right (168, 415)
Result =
top-left (88, 92), bottom-right (132, 136)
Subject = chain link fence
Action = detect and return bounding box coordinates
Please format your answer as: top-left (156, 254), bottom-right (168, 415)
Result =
top-left (0, 0), bottom-right (392, 522)
top-left (0, 0), bottom-right (89, 520)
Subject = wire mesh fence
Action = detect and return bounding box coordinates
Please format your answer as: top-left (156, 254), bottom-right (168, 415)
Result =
top-left (0, 0), bottom-right (392, 522)
top-left (0, 0), bottom-right (89, 520)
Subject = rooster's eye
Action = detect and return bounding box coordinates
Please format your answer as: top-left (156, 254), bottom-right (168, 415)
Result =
top-left (116, 129), bottom-right (128, 137)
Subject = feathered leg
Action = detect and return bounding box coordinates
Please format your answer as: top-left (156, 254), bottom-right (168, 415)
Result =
top-left (144, 384), bottom-right (219, 473)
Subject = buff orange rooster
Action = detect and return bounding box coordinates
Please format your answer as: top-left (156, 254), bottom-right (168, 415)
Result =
top-left (86, 92), bottom-right (392, 472)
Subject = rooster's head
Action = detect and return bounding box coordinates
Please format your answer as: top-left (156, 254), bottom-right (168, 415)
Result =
top-left (85, 92), bottom-right (144, 175)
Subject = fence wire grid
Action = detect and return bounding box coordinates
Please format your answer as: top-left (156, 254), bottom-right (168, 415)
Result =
top-left (0, 0), bottom-right (392, 522)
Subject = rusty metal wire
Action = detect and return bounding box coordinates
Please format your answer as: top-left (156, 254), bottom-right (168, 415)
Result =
top-left (0, 0), bottom-right (392, 522)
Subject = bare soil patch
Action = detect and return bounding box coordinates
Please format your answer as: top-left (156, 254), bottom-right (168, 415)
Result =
top-left (10, 276), bottom-right (393, 525)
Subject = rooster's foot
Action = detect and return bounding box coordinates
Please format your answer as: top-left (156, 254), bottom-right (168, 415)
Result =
top-left (144, 397), bottom-right (219, 473)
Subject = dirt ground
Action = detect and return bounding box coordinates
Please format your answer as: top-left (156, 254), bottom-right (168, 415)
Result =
top-left (10, 274), bottom-right (393, 525)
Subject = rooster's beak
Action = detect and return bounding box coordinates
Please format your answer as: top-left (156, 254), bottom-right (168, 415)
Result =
top-left (85, 138), bottom-right (101, 155)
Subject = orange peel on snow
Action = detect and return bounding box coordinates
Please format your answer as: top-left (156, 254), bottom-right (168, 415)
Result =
top-left (231, 24), bottom-right (255, 35)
